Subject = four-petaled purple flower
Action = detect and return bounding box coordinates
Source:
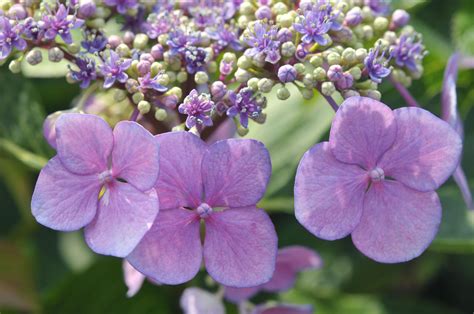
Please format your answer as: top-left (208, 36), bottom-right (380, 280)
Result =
top-left (209, 24), bottom-right (243, 52)
top-left (81, 30), bottom-right (108, 53)
top-left (138, 72), bottom-right (168, 92)
top-left (178, 89), bottom-right (214, 129)
top-left (295, 96), bottom-right (462, 263)
top-left (43, 4), bottom-right (84, 44)
top-left (390, 34), bottom-right (425, 73)
top-left (127, 132), bottom-right (277, 287)
top-left (32, 114), bottom-right (160, 258)
top-left (69, 57), bottom-right (97, 89)
top-left (364, 45), bottom-right (392, 83)
top-left (100, 50), bottom-right (132, 89)
top-left (227, 87), bottom-right (263, 128)
top-left (293, 2), bottom-right (335, 46)
top-left (244, 21), bottom-right (281, 64)
top-left (104, 0), bottom-right (138, 15)
top-left (225, 246), bottom-right (322, 303)
top-left (0, 17), bottom-right (27, 60)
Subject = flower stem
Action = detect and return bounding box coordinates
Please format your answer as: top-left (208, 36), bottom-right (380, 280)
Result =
top-left (388, 74), bottom-right (420, 107)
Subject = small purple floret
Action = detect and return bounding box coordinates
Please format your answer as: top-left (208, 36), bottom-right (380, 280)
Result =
top-left (178, 89), bottom-right (214, 129)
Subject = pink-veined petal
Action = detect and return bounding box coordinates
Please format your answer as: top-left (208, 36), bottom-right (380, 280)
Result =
top-left (84, 182), bottom-right (158, 257)
top-left (329, 96), bottom-right (397, 169)
top-left (203, 207), bottom-right (277, 287)
top-left (31, 157), bottom-right (101, 231)
top-left (112, 121), bottom-right (159, 191)
top-left (352, 181), bottom-right (441, 263)
top-left (263, 246), bottom-right (322, 292)
top-left (202, 139), bottom-right (271, 207)
top-left (55, 113), bottom-right (113, 175)
top-left (180, 287), bottom-right (225, 314)
top-left (155, 132), bottom-right (206, 209)
top-left (295, 142), bottom-right (368, 240)
top-left (127, 208), bottom-right (202, 285)
top-left (123, 260), bottom-right (146, 298)
top-left (378, 107), bottom-right (462, 191)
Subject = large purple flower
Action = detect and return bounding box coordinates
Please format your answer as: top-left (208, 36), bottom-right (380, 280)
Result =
top-left (295, 97), bottom-right (462, 263)
top-left (127, 132), bottom-right (277, 287)
top-left (244, 21), bottom-right (281, 64)
top-left (43, 4), bottom-right (84, 44)
top-left (178, 89), bottom-right (214, 129)
top-left (32, 114), bottom-right (159, 257)
top-left (0, 17), bottom-right (27, 60)
top-left (225, 246), bottom-right (322, 303)
top-left (227, 87), bottom-right (263, 128)
top-left (100, 50), bottom-right (132, 89)
top-left (364, 45), bottom-right (391, 83)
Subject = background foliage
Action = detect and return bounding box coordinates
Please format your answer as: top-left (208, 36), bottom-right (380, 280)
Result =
top-left (1, 1), bottom-right (474, 313)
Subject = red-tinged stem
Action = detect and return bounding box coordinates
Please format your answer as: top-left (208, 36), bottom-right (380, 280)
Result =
top-left (388, 74), bottom-right (420, 108)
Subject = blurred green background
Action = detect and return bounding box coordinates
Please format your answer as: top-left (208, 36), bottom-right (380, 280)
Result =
top-left (1, 1), bottom-right (474, 313)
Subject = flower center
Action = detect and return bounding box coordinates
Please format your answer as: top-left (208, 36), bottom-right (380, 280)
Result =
top-left (197, 203), bottom-right (213, 218)
top-left (369, 167), bottom-right (385, 182)
top-left (98, 169), bottom-right (114, 184)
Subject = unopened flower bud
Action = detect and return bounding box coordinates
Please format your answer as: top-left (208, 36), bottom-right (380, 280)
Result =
top-left (373, 17), bottom-right (389, 32)
top-left (295, 44), bottom-right (307, 60)
top-left (342, 90), bottom-right (360, 99)
top-left (391, 9), bottom-right (410, 29)
top-left (210, 81), bottom-right (227, 100)
top-left (313, 67), bottom-right (326, 81)
top-left (327, 65), bottom-right (344, 82)
top-left (345, 7), bottom-right (362, 26)
top-left (137, 100), bottom-right (151, 114)
top-left (362, 25), bottom-right (374, 40)
top-left (166, 71), bottom-right (176, 83)
top-left (8, 4), bottom-right (27, 19)
top-left (361, 89), bottom-right (381, 100)
top-left (235, 68), bottom-right (251, 83)
top-left (108, 35), bottom-right (122, 49)
top-left (341, 48), bottom-right (357, 65)
top-left (258, 78), bottom-right (274, 93)
top-left (137, 60), bottom-right (151, 76)
top-left (277, 28), bottom-right (292, 42)
top-left (327, 52), bottom-right (341, 66)
top-left (177, 71), bottom-right (187, 83)
top-left (240, 2), bottom-right (254, 15)
top-left (78, 0), bottom-right (96, 18)
top-left (237, 55), bottom-right (252, 69)
top-left (158, 34), bottom-right (168, 46)
top-left (247, 77), bottom-right (259, 91)
top-left (155, 108), bottom-right (167, 121)
top-left (133, 33), bottom-right (148, 50)
top-left (26, 49), bottom-right (42, 65)
top-left (194, 71), bottom-right (209, 84)
top-left (293, 63), bottom-right (305, 74)
top-left (278, 14), bottom-right (293, 28)
top-left (255, 5), bottom-right (271, 20)
top-left (166, 86), bottom-right (182, 99)
top-left (276, 86), bottom-right (290, 100)
top-left (321, 81), bottom-right (336, 96)
top-left (281, 41), bottom-right (296, 57)
top-left (150, 44), bottom-right (163, 60)
top-left (310, 55), bottom-right (323, 67)
top-left (132, 92), bottom-right (144, 104)
top-left (116, 44), bottom-right (130, 57)
top-left (223, 52), bottom-right (237, 63)
top-left (336, 73), bottom-right (354, 89)
top-left (150, 62), bottom-right (164, 76)
top-left (8, 59), bottom-right (21, 73)
top-left (114, 89), bottom-right (127, 102)
top-left (123, 31), bottom-right (135, 45)
top-left (219, 60), bottom-right (234, 76)
top-left (278, 64), bottom-right (297, 83)
top-left (355, 48), bottom-right (368, 62)
top-left (272, 2), bottom-right (288, 15)
top-left (48, 47), bottom-right (64, 62)
top-left (303, 74), bottom-right (314, 87)
top-left (301, 88), bottom-right (314, 100)
top-left (68, 43), bottom-right (80, 54)
top-left (348, 66), bottom-right (362, 80)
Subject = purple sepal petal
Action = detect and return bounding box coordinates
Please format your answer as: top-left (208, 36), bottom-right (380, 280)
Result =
top-left (84, 183), bottom-right (158, 257)
top-left (352, 181), bottom-right (441, 263)
top-left (203, 207), bottom-right (278, 287)
top-left (127, 208), bottom-right (202, 285)
top-left (31, 157), bottom-right (101, 231)
top-left (123, 260), bottom-right (146, 298)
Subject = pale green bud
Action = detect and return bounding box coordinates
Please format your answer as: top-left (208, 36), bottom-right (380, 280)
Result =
top-left (68, 43), bottom-right (80, 54)
top-left (239, 1), bottom-right (254, 15)
top-left (348, 66), bottom-right (362, 80)
top-left (362, 25), bottom-right (374, 40)
top-left (321, 81), bottom-right (336, 96)
top-left (177, 71), bottom-right (188, 83)
top-left (155, 108), bottom-right (167, 121)
top-left (355, 48), bottom-right (368, 62)
top-left (342, 90), bottom-right (360, 99)
top-left (257, 78), bottom-right (274, 93)
top-left (272, 2), bottom-right (288, 15)
top-left (341, 48), bottom-right (357, 65)
top-left (26, 49), bottom-right (42, 65)
top-left (310, 55), bottom-right (323, 67)
top-left (113, 89), bottom-right (127, 102)
top-left (235, 69), bottom-right (251, 83)
top-left (276, 86), bottom-right (290, 100)
top-left (278, 14), bottom-right (293, 28)
top-left (301, 88), bottom-right (314, 100)
top-left (313, 67), bottom-right (326, 81)
top-left (8, 60), bottom-right (21, 73)
top-left (167, 87), bottom-right (183, 99)
top-left (303, 74), bottom-right (314, 88)
top-left (158, 34), bottom-right (168, 46)
top-left (247, 77), bottom-right (259, 91)
top-left (384, 31), bottom-right (397, 44)
top-left (133, 33), bottom-right (149, 50)
top-left (208, 61), bottom-right (217, 73)
top-left (137, 100), bottom-right (151, 114)
top-left (237, 55), bottom-right (252, 69)
top-left (361, 89), bottom-right (381, 100)
top-left (166, 71), bottom-right (176, 83)
top-left (116, 44), bottom-right (130, 57)
top-left (194, 71), bottom-right (209, 84)
top-left (294, 63), bottom-right (305, 74)
top-left (281, 41), bottom-right (296, 57)
top-left (327, 52), bottom-right (341, 66)
top-left (238, 15), bottom-right (250, 29)
top-left (151, 62), bottom-right (164, 76)
top-left (132, 92), bottom-right (145, 104)
top-left (48, 47), bottom-right (64, 62)
top-left (374, 17), bottom-right (389, 32)
top-left (223, 52), bottom-right (237, 63)
top-left (157, 73), bottom-right (170, 86)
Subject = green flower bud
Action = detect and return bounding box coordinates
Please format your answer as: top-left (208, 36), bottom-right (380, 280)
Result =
top-left (158, 34), bottom-right (168, 46)
top-left (235, 68), bottom-right (251, 83)
top-left (362, 6), bottom-right (374, 22)
top-left (321, 81), bottom-right (336, 96)
top-left (155, 108), bottom-right (167, 121)
top-left (208, 61), bottom-right (218, 73)
top-left (8, 60), bottom-right (21, 74)
top-left (169, 58), bottom-right (182, 71)
top-left (278, 14), bottom-right (293, 28)
top-left (172, 124), bottom-right (186, 132)
top-left (137, 100), bottom-right (151, 114)
top-left (362, 25), bottom-right (374, 40)
top-left (133, 33), bottom-right (149, 50)
top-left (237, 124), bottom-right (249, 136)
top-left (303, 74), bottom-right (314, 88)
top-left (116, 44), bottom-right (130, 57)
top-left (150, 62), bottom-right (164, 76)
top-left (294, 63), bottom-right (306, 74)
top-left (166, 71), bottom-right (176, 83)
top-left (48, 47), bottom-right (64, 62)
top-left (132, 92), bottom-right (145, 104)
top-left (237, 55), bottom-right (252, 69)
top-left (26, 49), bottom-right (42, 65)
top-left (113, 89), bottom-right (127, 102)
top-left (276, 86), bottom-right (290, 100)
top-left (177, 71), bottom-right (188, 83)
top-left (239, 1), bottom-right (254, 15)
top-left (373, 17), bottom-right (389, 32)
top-left (238, 15), bottom-right (250, 29)
top-left (157, 73), bottom-right (170, 86)
top-left (272, 2), bottom-right (288, 15)
top-left (310, 55), bottom-right (323, 67)
top-left (384, 31), bottom-right (397, 44)
top-left (194, 71), bottom-right (209, 84)
top-left (166, 87), bottom-right (182, 99)
top-left (130, 59), bottom-right (139, 74)
top-left (301, 88), bottom-right (314, 100)
top-left (66, 72), bottom-right (75, 84)
top-left (68, 43), bottom-right (80, 54)
top-left (348, 66), bottom-right (362, 80)
top-left (355, 48), bottom-right (367, 62)
top-left (341, 48), bottom-right (356, 65)
top-left (327, 52), bottom-right (341, 66)
top-left (253, 112), bottom-right (266, 124)
top-left (281, 41), bottom-right (296, 57)
top-left (223, 52), bottom-right (237, 63)
top-left (342, 90), bottom-right (360, 99)
top-left (247, 77), bottom-right (259, 91)
top-left (313, 67), bottom-right (326, 81)
top-left (95, 7), bottom-right (109, 18)
top-left (361, 89), bottom-right (381, 100)
top-left (258, 78), bottom-right (274, 93)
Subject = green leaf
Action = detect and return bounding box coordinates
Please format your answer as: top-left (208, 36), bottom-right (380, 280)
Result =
top-left (431, 183), bottom-right (474, 253)
top-left (0, 139), bottom-right (47, 171)
top-left (248, 85), bottom-right (335, 198)
top-left (452, 10), bottom-right (474, 56)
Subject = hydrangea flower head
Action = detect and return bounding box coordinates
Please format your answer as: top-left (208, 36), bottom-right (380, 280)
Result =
top-left (0, 17), bottom-right (27, 60)
top-left (178, 89), bottom-right (214, 129)
top-left (42, 4), bottom-right (84, 44)
top-left (127, 132), bottom-right (277, 287)
top-left (295, 97), bottom-right (462, 263)
top-left (99, 50), bottom-right (132, 88)
top-left (225, 246), bottom-right (322, 302)
top-left (32, 114), bottom-right (160, 258)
